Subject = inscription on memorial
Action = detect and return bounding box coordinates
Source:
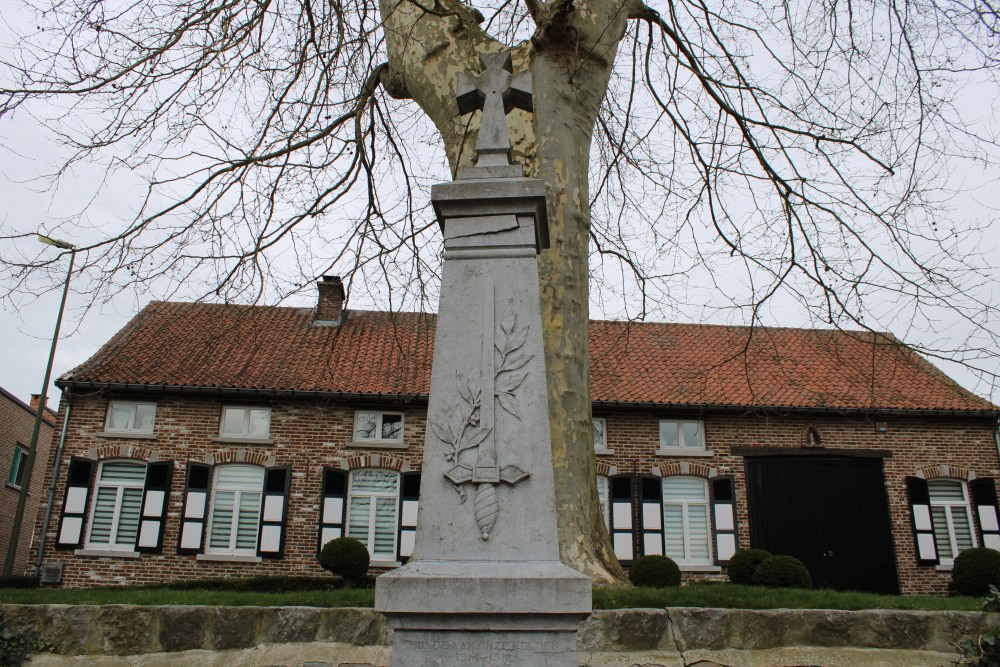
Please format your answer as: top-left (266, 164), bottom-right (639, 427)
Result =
top-left (401, 636), bottom-right (565, 666)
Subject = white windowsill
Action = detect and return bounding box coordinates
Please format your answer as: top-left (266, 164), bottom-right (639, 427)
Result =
top-left (656, 448), bottom-right (715, 457)
top-left (347, 440), bottom-right (407, 450)
top-left (95, 431), bottom-right (158, 440)
top-left (935, 563), bottom-right (954, 572)
top-left (594, 448), bottom-right (615, 456)
top-left (197, 553), bottom-right (263, 563)
top-left (211, 435), bottom-right (275, 445)
top-left (370, 560), bottom-right (403, 568)
top-left (679, 564), bottom-right (722, 573)
top-left (75, 548), bottom-right (141, 559)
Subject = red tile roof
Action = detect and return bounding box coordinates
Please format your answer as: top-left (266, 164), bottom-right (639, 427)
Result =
top-left (60, 301), bottom-right (996, 413)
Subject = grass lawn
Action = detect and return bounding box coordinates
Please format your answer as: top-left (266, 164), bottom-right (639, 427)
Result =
top-left (0, 582), bottom-right (983, 611)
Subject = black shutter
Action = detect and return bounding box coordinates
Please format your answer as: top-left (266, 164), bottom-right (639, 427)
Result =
top-left (970, 478), bottom-right (1000, 551)
top-left (177, 462), bottom-right (211, 555)
top-left (257, 466), bottom-right (291, 558)
top-left (135, 461), bottom-right (174, 553)
top-left (906, 476), bottom-right (939, 565)
top-left (55, 457), bottom-right (96, 549)
top-left (609, 475), bottom-right (635, 564)
top-left (396, 472), bottom-right (421, 562)
top-left (639, 476), bottom-right (664, 557)
top-left (318, 468), bottom-right (348, 555)
top-left (710, 476), bottom-right (738, 564)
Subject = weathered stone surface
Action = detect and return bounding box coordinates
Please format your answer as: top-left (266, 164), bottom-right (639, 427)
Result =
top-left (578, 610), bottom-right (672, 652)
top-left (5, 604), bottom-right (1000, 665)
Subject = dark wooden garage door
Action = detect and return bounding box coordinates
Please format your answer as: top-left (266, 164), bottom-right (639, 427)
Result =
top-left (745, 456), bottom-right (899, 594)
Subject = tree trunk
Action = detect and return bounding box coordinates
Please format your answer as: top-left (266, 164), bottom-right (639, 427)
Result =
top-left (378, 0), bottom-right (631, 586)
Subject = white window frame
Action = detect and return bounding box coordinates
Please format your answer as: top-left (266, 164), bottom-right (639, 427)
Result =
top-left (657, 419), bottom-right (711, 456)
top-left (593, 418), bottom-right (612, 454)
top-left (219, 406), bottom-right (271, 439)
top-left (929, 478), bottom-right (978, 564)
top-left (105, 401), bottom-right (157, 434)
top-left (205, 464), bottom-right (264, 556)
top-left (662, 476), bottom-right (713, 566)
top-left (84, 459), bottom-right (147, 552)
top-left (596, 475), bottom-right (610, 528)
top-left (7, 445), bottom-right (28, 489)
top-left (353, 411), bottom-right (404, 445)
top-left (346, 469), bottom-right (400, 561)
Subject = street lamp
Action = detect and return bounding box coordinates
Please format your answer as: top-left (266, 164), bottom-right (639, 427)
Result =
top-left (3, 234), bottom-right (76, 576)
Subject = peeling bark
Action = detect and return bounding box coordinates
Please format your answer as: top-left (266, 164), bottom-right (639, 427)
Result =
top-left (378, 0), bottom-right (632, 585)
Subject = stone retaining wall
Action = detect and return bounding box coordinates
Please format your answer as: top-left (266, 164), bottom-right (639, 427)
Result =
top-left (3, 605), bottom-right (998, 666)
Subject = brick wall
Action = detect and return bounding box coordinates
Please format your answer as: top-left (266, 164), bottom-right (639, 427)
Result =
top-left (598, 410), bottom-right (1000, 595)
top-left (30, 390), bottom-right (999, 595)
top-left (29, 392), bottom-right (427, 587)
top-left (0, 388), bottom-right (56, 576)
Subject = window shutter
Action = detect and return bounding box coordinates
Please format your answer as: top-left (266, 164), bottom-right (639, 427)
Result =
top-left (609, 475), bottom-right (635, 563)
top-left (971, 478), bottom-right (1000, 551)
top-left (318, 468), bottom-right (348, 555)
top-left (710, 476), bottom-right (738, 564)
top-left (178, 462), bottom-right (211, 555)
top-left (906, 476), bottom-right (939, 565)
top-left (56, 457), bottom-right (96, 549)
top-left (136, 461), bottom-right (174, 553)
top-left (397, 472), bottom-right (421, 562)
top-left (639, 476), bottom-right (664, 557)
top-left (257, 466), bottom-right (291, 558)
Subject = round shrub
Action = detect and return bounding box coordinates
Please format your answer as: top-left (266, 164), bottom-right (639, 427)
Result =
top-left (950, 547), bottom-right (1000, 596)
top-left (751, 555), bottom-right (812, 589)
top-left (727, 548), bottom-right (772, 585)
top-left (319, 537), bottom-right (370, 588)
top-left (629, 555), bottom-right (681, 588)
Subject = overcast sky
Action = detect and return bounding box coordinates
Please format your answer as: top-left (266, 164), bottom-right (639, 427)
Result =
top-left (2, 1), bottom-right (999, 413)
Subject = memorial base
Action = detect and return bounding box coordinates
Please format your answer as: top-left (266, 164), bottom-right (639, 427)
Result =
top-left (377, 561), bottom-right (590, 667)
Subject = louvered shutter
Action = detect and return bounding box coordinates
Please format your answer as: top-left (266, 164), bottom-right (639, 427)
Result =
top-left (178, 462), bottom-right (211, 554)
top-left (971, 478), bottom-right (1000, 551)
top-left (136, 461), bottom-right (173, 553)
top-left (906, 476), bottom-right (939, 565)
top-left (318, 469), bottom-right (348, 555)
top-left (639, 476), bottom-right (664, 556)
top-left (397, 473), bottom-right (420, 562)
top-left (56, 457), bottom-right (95, 549)
top-left (711, 476), bottom-right (738, 563)
top-left (609, 475), bottom-right (635, 563)
top-left (258, 466), bottom-right (291, 558)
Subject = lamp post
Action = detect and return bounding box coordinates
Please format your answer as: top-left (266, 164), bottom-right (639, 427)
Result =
top-left (3, 235), bottom-right (76, 576)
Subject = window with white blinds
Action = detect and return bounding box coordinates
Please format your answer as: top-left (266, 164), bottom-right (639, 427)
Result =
top-left (662, 476), bottom-right (712, 565)
top-left (346, 469), bottom-right (399, 560)
top-left (207, 465), bottom-right (264, 555)
top-left (929, 479), bottom-right (977, 563)
top-left (86, 460), bottom-right (147, 550)
top-left (596, 476), bottom-right (610, 527)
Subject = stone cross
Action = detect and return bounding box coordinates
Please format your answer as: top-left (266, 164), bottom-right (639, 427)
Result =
top-left (456, 51), bottom-right (532, 177)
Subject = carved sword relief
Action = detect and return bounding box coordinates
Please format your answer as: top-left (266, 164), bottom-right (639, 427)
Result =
top-left (431, 276), bottom-right (531, 540)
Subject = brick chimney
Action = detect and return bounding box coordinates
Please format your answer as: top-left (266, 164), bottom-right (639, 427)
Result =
top-left (316, 275), bottom-right (346, 323)
top-left (30, 394), bottom-right (57, 420)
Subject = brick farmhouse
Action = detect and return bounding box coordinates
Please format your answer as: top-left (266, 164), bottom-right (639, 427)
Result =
top-left (28, 277), bottom-right (1000, 595)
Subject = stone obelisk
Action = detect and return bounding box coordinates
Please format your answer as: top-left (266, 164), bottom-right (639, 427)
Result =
top-left (374, 51), bottom-right (592, 667)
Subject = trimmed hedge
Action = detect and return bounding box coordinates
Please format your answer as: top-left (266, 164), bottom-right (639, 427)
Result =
top-left (752, 555), bottom-right (812, 589)
top-left (320, 537), bottom-right (371, 587)
top-left (0, 576), bottom-right (40, 589)
top-left (727, 549), bottom-right (772, 585)
top-left (629, 555), bottom-right (681, 588)
top-left (951, 547), bottom-right (1000, 597)
top-left (150, 574), bottom-right (375, 591)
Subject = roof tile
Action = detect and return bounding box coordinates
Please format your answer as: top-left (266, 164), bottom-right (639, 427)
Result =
top-left (61, 302), bottom-right (995, 413)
